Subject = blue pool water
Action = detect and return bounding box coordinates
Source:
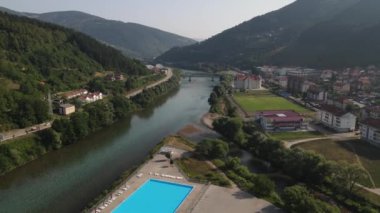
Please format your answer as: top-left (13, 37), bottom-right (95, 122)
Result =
top-left (112, 179), bottom-right (193, 213)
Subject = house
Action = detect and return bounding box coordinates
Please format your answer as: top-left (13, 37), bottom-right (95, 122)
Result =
top-left (115, 73), bottom-right (125, 81)
top-left (361, 106), bottom-right (380, 120)
top-left (272, 76), bottom-right (288, 89)
top-left (106, 72), bottom-right (125, 81)
top-left (316, 104), bottom-right (356, 132)
top-left (79, 92), bottom-right (103, 104)
top-left (358, 76), bottom-right (371, 90)
top-left (333, 82), bottom-right (350, 94)
top-left (320, 70), bottom-right (333, 81)
top-left (62, 89), bottom-right (88, 100)
top-left (233, 74), bottom-right (262, 90)
top-left (286, 70), bottom-right (319, 94)
top-left (256, 110), bottom-right (305, 131)
top-left (59, 104), bottom-right (76, 115)
top-left (360, 119), bottom-right (380, 147)
top-left (105, 74), bottom-right (116, 81)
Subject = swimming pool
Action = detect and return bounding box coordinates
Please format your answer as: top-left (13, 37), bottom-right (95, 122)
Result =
top-left (112, 179), bottom-right (193, 213)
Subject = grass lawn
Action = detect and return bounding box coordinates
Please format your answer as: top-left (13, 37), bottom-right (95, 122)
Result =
top-left (269, 131), bottom-right (324, 141)
top-left (233, 91), bottom-right (311, 114)
top-left (295, 139), bottom-right (380, 188)
top-left (176, 156), bottom-right (230, 187)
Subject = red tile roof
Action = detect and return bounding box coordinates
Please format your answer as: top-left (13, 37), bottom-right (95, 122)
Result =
top-left (318, 104), bottom-right (349, 116)
top-left (235, 74), bottom-right (261, 81)
top-left (361, 118), bottom-right (380, 129)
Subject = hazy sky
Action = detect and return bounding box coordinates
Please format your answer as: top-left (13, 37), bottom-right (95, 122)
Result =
top-left (1, 0), bottom-right (295, 39)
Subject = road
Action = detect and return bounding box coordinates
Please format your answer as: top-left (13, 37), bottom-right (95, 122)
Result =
top-left (284, 132), bottom-right (359, 148)
top-left (126, 69), bottom-right (173, 98)
top-left (0, 122), bottom-right (52, 143)
top-left (0, 69), bottom-right (174, 143)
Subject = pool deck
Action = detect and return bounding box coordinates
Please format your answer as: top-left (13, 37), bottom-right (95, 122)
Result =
top-left (93, 146), bottom-right (281, 213)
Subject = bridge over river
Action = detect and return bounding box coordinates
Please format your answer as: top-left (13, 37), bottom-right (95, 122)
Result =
top-left (182, 72), bottom-right (220, 82)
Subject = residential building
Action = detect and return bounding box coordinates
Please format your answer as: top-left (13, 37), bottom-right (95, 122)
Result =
top-left (79, 92), bottom-right (103, 104)
top-left (105, 74), bottom-right (116, 81)
top-left (307, 85), bottom-right (327, 101)
top-left (59, 104), bottom-right (76, 115)
top-left (333, 82), bottom-right (350, 94)
top-left (62, 89), bottom-right (88, 100)
top-left (361, 106), bottom-right (380, 120)
top-left (115, 73), bottom-right (125, 81)
top-left (233, 74), bottom-right (262, 90)
top-left (272, 76), bottom-right (288, 89)
top-left (256, 110), bottom-right (305, 131)
top-left (360, 119), bottom-right (380, 147)
top-left (320, 70), bottom-right (333, 81)
top-left (316, 104), bottom-right (356, 132)
top-left (287, 70), bottom-right (319, 94)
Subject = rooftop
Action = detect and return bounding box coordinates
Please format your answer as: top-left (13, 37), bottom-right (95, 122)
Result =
top-left (257, 110), bottom-right (303, 122)
top-left (318, 104), bottom-right (350, 117)
top-left (361, 118), bottom-right (380, 129)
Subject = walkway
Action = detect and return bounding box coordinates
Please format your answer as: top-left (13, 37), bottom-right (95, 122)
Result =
top-left (0, 121), bottom-right (52, 143)
top-left (126, 68), bottom-right (173, 98)
top-left (285, 132), bottom-right (359, 148)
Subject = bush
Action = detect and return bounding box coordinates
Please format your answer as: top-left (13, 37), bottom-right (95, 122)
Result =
top-left (251, 175), bottom-right (275, 197)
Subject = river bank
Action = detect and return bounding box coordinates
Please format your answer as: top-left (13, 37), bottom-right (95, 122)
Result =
top-left (0, 72), bottom-right (216, 213)
top-left (0, 71), bottom-right (180, 177)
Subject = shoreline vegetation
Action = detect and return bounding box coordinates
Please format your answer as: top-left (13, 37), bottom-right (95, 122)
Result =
top-left (0, 70), bottom-right (181, 176)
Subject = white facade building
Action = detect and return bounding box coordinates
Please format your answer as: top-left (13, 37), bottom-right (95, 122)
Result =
top-left (234, 74), bottom-right (262, 90)
top-left (360, 120), bottom-right (380, 147)
top-left (316, 105), bottom-right (356, 132)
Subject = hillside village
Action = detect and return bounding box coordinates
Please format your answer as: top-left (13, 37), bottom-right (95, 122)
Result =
top-left (53, 65), bottom-right (168, 116)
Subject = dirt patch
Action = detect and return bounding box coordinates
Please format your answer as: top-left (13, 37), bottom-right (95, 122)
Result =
top-left (178, 125), bottom-right (202, 135)
top-left (201, 113), bottom-right (221, 129)
top-left (164, 135), bottom-right (195, 151)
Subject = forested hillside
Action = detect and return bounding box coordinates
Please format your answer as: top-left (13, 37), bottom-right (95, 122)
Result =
top-left (157, 0), bottom-right (380, 69)
top-left (0, 12), bottom-right (147, 131)
top-left (271, 0), bottom-right (380, 67)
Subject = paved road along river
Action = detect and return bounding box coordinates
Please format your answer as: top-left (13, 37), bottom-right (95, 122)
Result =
top-left (0, 71), bottom-right (216, 213)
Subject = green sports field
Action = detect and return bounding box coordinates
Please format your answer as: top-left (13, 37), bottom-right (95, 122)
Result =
top-left (233, 91), bottom-right (311, 114)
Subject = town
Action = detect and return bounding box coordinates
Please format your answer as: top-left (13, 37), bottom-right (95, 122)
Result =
top-left (228, 65), bottom-right (380, 148)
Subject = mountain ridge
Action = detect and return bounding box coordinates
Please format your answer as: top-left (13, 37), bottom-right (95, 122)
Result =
top-left (0, 7), bottom-right (196, 60)
top-left (157, 0), bottom-right (380, 69)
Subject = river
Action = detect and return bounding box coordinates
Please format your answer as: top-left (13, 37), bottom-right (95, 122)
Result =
top-left (0, 72), bottom-right (216, 213)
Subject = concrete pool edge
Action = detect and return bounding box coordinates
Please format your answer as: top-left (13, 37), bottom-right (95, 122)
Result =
top-left (112, 178), bottom-right (194, 213)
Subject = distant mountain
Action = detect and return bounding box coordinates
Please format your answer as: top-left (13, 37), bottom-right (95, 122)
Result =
top-left (157, 0), bottom-right (380, 69)
top-left (0, 7), bottom-right (196, 60)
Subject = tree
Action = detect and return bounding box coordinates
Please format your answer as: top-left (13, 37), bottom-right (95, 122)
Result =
top-left (38, 129), bottom-right (62, 149)
top-left (251, 175), bottom-right (275, 197)
top-left (208, 92), bottom-right (218, 105)
top-left (282, 185), bottom-right (335, 213)
top-left (70, 112), bottom-right (90, 139)
top-left (213, 117), bottom-right (245, 144)
top-left (331, 162), bottom-right (368, 194)
top-left (195, 139), bottom-right (229, 159)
